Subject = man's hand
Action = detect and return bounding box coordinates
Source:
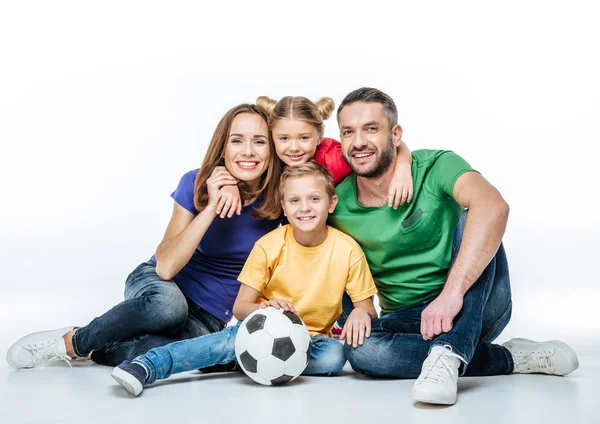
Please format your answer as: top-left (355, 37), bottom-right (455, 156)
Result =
top-left (420, 291), bottom-right (464, 340)
top-left (340, 308), bottom-right (372, 348)
top-left (260, 299), bottom-right (295, 313)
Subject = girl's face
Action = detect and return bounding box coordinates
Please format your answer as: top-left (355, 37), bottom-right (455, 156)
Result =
top-left (272, 118), bottom-right (320, 167)
top-left (223, 113), bottom-right (270, 188)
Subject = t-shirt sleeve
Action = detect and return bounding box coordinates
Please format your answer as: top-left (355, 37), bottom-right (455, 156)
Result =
top-left (427, 152), bottom-right (476, 199)
top-left (170, 169), bottom-right (200, 215)
top-left (237, 244), bottom-right (271, 294)
top-left (315, 138), bottom-right (352, 185)
top-left (345, 252), bottom-right (378, 303)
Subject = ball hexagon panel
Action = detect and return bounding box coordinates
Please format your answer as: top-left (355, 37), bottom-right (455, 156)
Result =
top-left (245, 330), bottom-right (274, 360)
top-left (289, 325), bottom-right (311, 353)
top-left (284, 350), bottom-right (309, 377)
top-left (256, 355), bottom-right (286, 383)
top-left (264, 311), bottom-right (293, 338)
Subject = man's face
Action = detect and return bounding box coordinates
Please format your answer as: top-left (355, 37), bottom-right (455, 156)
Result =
top-left (338, 102), bottom-right (401, 178)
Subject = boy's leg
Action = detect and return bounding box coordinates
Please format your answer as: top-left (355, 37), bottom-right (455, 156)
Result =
top-left (303, 335), bottom-right (346, 376)
top-left (126, 325), bottom-right (239, 386)
top-left (90, 300), bottom-right (226, 366)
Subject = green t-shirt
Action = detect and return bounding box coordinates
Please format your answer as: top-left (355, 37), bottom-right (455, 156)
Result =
top-left (329, 149), bottom-right (475, 314)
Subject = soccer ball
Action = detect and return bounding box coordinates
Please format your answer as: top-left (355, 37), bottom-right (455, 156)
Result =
top-left (234, 307), bottom-right (312, 386)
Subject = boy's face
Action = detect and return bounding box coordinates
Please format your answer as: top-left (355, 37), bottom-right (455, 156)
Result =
top-left (281, 175), bottom-right (338, 235)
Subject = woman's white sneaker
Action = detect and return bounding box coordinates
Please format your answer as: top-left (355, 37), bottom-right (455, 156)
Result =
top-left (502, 338), bottom-right (579, 375)
top-left (6, 327), bottom-right (74, 369)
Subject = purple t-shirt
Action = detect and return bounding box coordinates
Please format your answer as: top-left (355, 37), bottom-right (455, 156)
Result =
top-left (152, 169), bottom-right (281, 322)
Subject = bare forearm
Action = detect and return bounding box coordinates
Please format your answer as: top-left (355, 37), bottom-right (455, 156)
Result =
top-left (394, 141), bottom-right (413, 172)
top-left (444, 202), bottom-right (509, 296)
top-left (155, 205), bottom-right (217, 280)
top-left (232, 301), bottom-right (260, 321)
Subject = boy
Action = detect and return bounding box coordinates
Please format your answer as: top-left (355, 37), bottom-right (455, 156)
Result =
top-left (111, 161), bottom-right (378, 396)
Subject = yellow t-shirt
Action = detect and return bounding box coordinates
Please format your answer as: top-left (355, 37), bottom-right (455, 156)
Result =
top-left (238, 225), bottom-right (378, 337)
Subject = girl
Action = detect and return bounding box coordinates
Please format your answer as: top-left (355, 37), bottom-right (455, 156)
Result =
top-left (7, 104), bottom-right (282, 369)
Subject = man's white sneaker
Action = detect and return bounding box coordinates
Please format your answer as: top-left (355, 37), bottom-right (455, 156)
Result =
top-left (502, 338), bottom-right (579, 375)
top-left (6, 327), bottom-right (74, 369)
top-left (413, 345), bottom-right (464, 405)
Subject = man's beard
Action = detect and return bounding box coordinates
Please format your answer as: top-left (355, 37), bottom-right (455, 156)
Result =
top-left (343, 134), bottom-right (395, 179)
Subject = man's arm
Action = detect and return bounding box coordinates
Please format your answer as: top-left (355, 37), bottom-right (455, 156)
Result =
top-left (420, 171), bottom-right (509, 340)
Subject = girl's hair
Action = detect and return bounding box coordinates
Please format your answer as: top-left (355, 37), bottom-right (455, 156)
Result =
top-left (256, 96), bottom-right (335, 137)
top-left (193, 104), bottom-right (281, 220)
top-left (279, 160), bottom-right (335, 200)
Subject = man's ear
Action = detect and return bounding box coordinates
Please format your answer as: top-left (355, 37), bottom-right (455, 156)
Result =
top-left (392, 124), bottom-right (403, 147)
top-left (328, 195), bottom-right (339, 213)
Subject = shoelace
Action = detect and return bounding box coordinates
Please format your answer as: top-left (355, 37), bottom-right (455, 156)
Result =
top-left (419, 346), bottom-right (465, 384)
top-left (29, 339), bottom-right (72, 368)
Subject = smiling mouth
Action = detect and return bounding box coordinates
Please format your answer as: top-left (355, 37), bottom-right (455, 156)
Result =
top-left (237, 161), bottom-right (259, 169)
top-left (286, 154), bottom-right (305, 161)
top-left (297, 216), bottom-right (315, 221)
top-left (352, 151), bottom-right (375, 159)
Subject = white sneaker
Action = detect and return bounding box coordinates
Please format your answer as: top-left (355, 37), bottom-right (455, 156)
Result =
top-left (503, 338), bottom-right (579, 375)
top-left (413, 345), bottom-right (464, 405)
top-left (6, 327), bottom-right (74, 369)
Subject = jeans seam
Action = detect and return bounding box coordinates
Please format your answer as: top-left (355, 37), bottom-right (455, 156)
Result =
top-left (72, 330), bottom-right (84, 358)
top-left (480, 300), bottom-right (512, 342)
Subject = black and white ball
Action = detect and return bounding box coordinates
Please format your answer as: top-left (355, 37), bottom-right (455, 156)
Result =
top-left (234, 307), bottom-right (312, 385)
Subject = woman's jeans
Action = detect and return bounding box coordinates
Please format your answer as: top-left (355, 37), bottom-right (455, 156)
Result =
top-left (344, 211), bottom-right (515, 377)
top-left (136, 325), bottom-right (346, 385)
top-left (71, 261), bottom-right (226, 366)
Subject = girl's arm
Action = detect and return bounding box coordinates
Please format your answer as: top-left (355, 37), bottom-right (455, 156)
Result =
top-left (388, 141), bottom-right (414, 209)
top-left (155, 167), bottom-right (238, 280)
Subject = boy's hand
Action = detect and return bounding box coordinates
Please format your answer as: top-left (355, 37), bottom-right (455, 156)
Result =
top-left (260, 299), bottom-right (295, 313)
top-left (388, 165), bottom-right (414, 209)
top-left (340, 308), bottom-right (372, 348)
top-left (217, 185), bottom-right (242, 218)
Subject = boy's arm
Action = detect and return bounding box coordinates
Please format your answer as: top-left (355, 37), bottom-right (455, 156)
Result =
top-left (388, 141), bottom-right (414, 209)
top-left (340, 297), bottom-right (377, 348)
top-left (232, 284), bottom-right (262, 321)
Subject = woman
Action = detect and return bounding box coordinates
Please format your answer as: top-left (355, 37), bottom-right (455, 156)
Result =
top-left (7, 104), bottom-right (282, 368)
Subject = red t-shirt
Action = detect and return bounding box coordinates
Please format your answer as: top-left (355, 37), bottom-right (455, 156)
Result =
top-left (313, 138), bottom-right (352, 185)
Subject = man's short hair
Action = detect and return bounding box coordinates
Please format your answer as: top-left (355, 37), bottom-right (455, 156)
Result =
top-left (337, 87), bottom-right (398, 130)
top-left (279, 161), bottom-right (335, 199)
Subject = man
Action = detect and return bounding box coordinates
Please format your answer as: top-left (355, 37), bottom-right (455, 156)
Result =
top-left (329, 87), bottom-right (578, 405)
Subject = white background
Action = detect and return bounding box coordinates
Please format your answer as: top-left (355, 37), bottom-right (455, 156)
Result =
top-left (1, 1), bottom-right (598, 355)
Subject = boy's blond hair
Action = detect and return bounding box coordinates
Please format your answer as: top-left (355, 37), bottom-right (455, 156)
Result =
top-left (279, 160), bottom-right (335, 199)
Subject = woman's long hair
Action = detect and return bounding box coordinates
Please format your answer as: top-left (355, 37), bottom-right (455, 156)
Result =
top-left (193, 104), bottom-right (281, 219)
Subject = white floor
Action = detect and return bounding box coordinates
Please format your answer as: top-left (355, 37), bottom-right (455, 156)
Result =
top-left (1, 342), bottom-right (598, 424)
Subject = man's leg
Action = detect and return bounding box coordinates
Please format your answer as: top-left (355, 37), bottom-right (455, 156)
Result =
top-left (111, 326), bottom-right (239, 396)
top-left (303, 335), bottom-right (346, 376)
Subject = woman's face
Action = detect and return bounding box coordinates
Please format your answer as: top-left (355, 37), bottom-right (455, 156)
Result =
top-left (272, 118), bottom-right (320, 167)
top-left (223, 113), bottom-right (270, 188)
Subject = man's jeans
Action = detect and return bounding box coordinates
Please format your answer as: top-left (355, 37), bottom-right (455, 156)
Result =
top-left (72, 261), bottom-right (226, 366)
top-left (345, 211), bottom-right (514, 377)
top-left (136, 325), bottom-right (346, 385)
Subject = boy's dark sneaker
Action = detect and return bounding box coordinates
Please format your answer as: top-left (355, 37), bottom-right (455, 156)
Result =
top-left (111, 360), bottom-right (149, 397)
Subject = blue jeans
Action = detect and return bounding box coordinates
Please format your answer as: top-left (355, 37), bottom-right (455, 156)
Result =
top-left (136, 325), bottom-right (346, 385)
top-left (72, 261), bottom-right (226, 366)
top-left (345, 211), bottom-right (514, 377)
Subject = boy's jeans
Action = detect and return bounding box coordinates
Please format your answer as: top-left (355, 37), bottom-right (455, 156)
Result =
top-left (344, 211), bottom-right (514, 377)
top-left (136, 325), bottom-right (346, 385)
top-left (72, 261), bottom-right (226, 366)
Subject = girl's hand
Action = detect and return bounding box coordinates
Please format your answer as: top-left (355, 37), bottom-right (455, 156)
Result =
top-left (216, 185), bottom-right (242, 218)
top-left (340, 308), bottom-right (372, 348)
top-left (260, 299), bottom-right (296, 312)
top-left (206, 166), bottom-right (238, 207)
top-left (388, 165), bottom-right (414, 209)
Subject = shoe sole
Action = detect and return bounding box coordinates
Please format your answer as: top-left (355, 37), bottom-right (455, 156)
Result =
top-left (507, 338), bottom-right (580, 375)
top-left (413, 389), bottom-right (457, 405)
top-left (111, 368), bottom-right (143, 397)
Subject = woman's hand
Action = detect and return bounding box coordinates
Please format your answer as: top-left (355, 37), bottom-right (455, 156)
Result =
top-left (217, 185), bottom-right (242, 218)
top-left (206, 166), bottom-right (238, 208)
